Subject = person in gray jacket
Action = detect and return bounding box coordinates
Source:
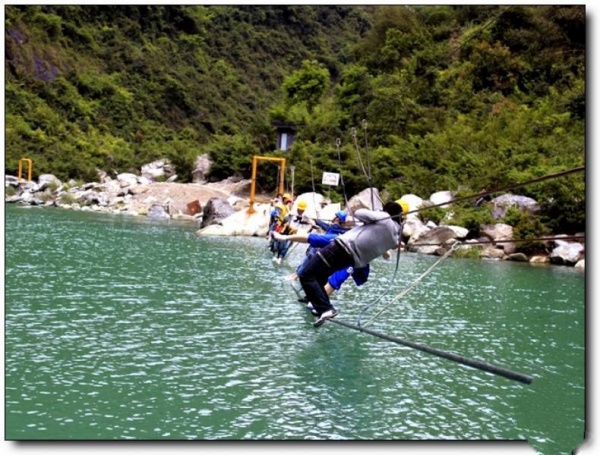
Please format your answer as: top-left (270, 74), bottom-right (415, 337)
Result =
top-left (297, 201), bottom-right (404, 327)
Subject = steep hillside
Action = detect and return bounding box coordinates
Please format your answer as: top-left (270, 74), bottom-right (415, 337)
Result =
top-left (5, 5), bottom-right (372, 180)
top-left (5, 5), bottom-right (585, 234)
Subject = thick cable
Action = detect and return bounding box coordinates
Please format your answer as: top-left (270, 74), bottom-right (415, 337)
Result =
top-left (329, 318), bottom-right (533, 384)
top-left (351, 126), bottom-right (382, 210)
top-left (408, 165), bottom-right (585, 217)
top-left (309, 157), bottom-right (321, 220)
top-left (361, 119), bottom-right (376, 210)
top-left (409, 235), bottom-right (585, 249)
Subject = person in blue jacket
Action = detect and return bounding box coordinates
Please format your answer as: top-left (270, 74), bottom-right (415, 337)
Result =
top-left (302, 210), bottom-right (351, 264)
top-left (297, 201), bottom-right (403, 327)
top-left (311, 210), bottom-right (350, 236)
top-left (272, 229), bottom-right (375, 315)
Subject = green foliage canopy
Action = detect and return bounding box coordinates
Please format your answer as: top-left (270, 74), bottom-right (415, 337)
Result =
top-left (5, 5), bottom-right (585, 234)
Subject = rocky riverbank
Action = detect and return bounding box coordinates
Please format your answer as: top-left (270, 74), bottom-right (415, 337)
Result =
top-left (5, 171), bottom-right (584, 270)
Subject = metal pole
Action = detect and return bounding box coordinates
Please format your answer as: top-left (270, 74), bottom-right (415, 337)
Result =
top-left (290, 165), bottom-right (295, 198)
top-left (330, 318), bottom-right (533, 384)
top-left (248, 156), bottom-right (258, 214)
top-left (279, 159), bottom-right (286, 196)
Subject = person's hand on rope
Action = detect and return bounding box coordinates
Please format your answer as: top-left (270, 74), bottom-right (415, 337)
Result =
top-left (272, 231), bottom-right (286, 241)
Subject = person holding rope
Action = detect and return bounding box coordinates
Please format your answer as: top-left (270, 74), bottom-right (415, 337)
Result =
top-left (309, 210), bottom-right (349, 236)
top-left (301, 210), bottom-right (352, 272)
top-left (273, 197), bottom-right (310, 264)
top-left (272, 226), bottom-right (380, 315)
top-left (267, 193), bottom-right (293, 262)
top-left (295, 201), bottom-right (404, 327)
top-left (474, 187), bottom-right (492, 207)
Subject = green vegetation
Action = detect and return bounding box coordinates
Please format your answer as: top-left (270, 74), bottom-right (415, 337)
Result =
top-left (504, 206), bottom-right (551, 255)
top-left (452, 246), bottom-right (482, 260)
top-left (58, 192), bottom-right (77, 205)
top-left (5, 5), bottom-right (585, 234)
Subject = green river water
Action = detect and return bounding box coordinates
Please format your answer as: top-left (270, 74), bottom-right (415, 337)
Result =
top-left (4, 204), bottom-right (586, 453)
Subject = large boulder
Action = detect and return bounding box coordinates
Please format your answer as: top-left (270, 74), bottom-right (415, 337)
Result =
top-left (402, 218), bottom-right (430, 243)
top-left (198, 202), bottom-right (271, 236)
top-left (408, 226), bottom-right (459, 255)
top-left (550, 240), bottom-right (584, 265)
top-left (398, 194), bottom-right (424, 220)
top-left (37, 174), bottom-right (62, 191)
top-left (347, 188), bottom-right (383, 212)
top-left (5, 175), bottom-right (20, 187)
top-left (117, 173), bottom-right (139, 187)
top-left (200, 198), bottom-right (236, 229)
top-left (192, 154), bottom-right (212, 183)
top-left (429, 191), bottom-right (454, 208)
top-left (141, 160), bottom-right (166, 181)
top-left (491, 194), bottom-right (541, 220)
top-left (480, 223), bottom-right (516, 254)
top-left (147, 204), bottom-right (171, 220)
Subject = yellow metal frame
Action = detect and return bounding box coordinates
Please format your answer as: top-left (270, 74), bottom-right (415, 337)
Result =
top-left (18, 158), bottom-right (33, 182)
top-left (248, 156), bottom-right (286, 214)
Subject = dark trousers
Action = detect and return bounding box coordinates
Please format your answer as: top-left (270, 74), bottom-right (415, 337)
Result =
top-left (298, 240), bottom-right (354, 315)
top-left (275, 239), bottom-right (291, 259)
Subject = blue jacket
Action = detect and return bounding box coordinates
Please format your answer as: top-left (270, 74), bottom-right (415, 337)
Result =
top-left (315, 219), bottom-right (348, 236)
top-left (328, 266), bottom-right (370, 290)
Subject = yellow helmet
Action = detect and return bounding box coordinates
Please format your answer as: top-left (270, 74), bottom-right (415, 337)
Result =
top-left (297, 200), bottom-right (307, 211)
top-left (283, 193), bottom-right (292, 202)
top-left (396, 199), bottom-right (410, 214)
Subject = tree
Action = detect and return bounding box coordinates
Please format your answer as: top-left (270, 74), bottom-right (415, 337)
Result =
top-left (282, 59), bottom-right (330, 111)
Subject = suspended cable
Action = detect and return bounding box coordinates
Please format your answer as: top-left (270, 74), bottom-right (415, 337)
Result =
top-left (309, 157), bottom-right (321, 220)
top-left (350, 126), bottom-right (383, 210)
top-left (335, 138), bottom-right (353, 215)
top-left (361, 243), bottom-right (459, 328)
top-left (362, 119), bottom-right (372, 182)
top-left (403, 165), bottom-right (584, 217)
top-left (361, 119), bottom-right (376, 210)
top-left (409, 235), bottom-right (585, 249)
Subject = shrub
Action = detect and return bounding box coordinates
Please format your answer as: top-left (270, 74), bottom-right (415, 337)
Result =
top-left (59, 192), bottom-right (78, 205)
top-left (443, 204), bottom-right (494, 237)
top-left (506, 209), bottom-right (550, 255)
top-left (452, 245), bottom-right (481, 259)
top-left (38, 192), bottom-right (54, 203)
top-left (420, 205), bottom-right (445, 225)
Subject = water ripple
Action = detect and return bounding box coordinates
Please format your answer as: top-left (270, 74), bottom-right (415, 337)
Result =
top-left (4, 207), bottom-right (585, 449)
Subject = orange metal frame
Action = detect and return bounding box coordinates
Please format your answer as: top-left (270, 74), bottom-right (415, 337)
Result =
top-left (18, 158), bottom-right (33, 182)
top-left (248, 156), bottom-right (286, 214)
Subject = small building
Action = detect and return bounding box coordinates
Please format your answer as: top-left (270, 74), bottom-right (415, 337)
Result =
top-left (274, 122), bottom-right (297, 151)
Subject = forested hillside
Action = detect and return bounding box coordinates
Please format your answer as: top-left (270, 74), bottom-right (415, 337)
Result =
top-left (5, 5), bottom-right (585, 233)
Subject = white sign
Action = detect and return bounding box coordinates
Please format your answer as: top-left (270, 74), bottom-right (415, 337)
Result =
top-left (321, 172), bottom-right (340, 186)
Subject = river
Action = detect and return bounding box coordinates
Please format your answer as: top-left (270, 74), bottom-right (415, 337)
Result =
top-left (4, 204), bottom-right (585, 454)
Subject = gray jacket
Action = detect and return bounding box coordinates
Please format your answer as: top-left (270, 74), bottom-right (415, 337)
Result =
top-left (337, 209), bottom-right (400, 268)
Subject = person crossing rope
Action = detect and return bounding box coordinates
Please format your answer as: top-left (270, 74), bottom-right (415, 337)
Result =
top-left (272, 223), bottom-right (380, 315)
top-left (297, 201), bottom-right (405, 327)
top-left (272, 196), bottom-right (310, 264)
